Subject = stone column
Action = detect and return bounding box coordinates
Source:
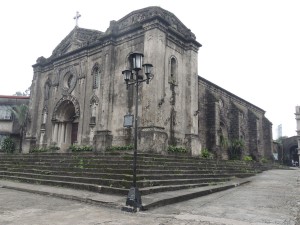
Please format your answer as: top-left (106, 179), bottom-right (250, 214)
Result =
top-left (65, 123), bottom-right (72, 145)
top-left (57, 123), bottom-right (62, 144)
top-left (183, 47), bottom-right (201, 156)
top-left (61, 123), bottom-right (66, 143)
top-left (53, 123), bottom-right (58, 143)
top-left (23, 65), bottom-right (42, 151)
top-left (39, 132), bottom-right (44, 145)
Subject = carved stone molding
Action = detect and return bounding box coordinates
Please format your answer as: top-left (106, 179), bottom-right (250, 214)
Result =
top-left (90, 95), bottom-right (99, 106)
top-left (79, 59), bottom-right (87, 78)
top-left (52, 95), bottom-right (80, 120)
top-left (116, 7), bottom-right (195, 40)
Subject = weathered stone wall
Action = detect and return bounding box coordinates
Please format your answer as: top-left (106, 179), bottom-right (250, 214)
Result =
top-left (25, 6), bottom-right (273, 159)
top-left (262, 117), bottom-right (273, 158)
top-left (198, 77), bottom-right (272, 160)
top-left (25, 7), bottom-right (201, 154)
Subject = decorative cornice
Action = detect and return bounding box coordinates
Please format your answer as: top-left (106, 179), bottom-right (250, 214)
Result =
top-left (52, 95), bottom-right (80, 120)
top-left (116, 7), bottom-right (196, 40)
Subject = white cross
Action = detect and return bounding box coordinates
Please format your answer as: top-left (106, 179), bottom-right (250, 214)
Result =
top-left (74, 11), bottom-right (81, 27)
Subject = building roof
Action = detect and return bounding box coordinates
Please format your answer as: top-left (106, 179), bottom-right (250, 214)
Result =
top-left (0, 95), bottom-right (30, 99)
top-left (0, 95), bottom-right (30, 105)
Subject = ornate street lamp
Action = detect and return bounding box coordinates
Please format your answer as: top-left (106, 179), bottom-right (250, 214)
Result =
top-left (121, 52), bottom-right (153, 211)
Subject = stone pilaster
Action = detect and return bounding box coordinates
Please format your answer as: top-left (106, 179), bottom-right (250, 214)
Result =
top-left (94, 130), bottom-right (113, 152)
top-left (138, 126), bottom-right (168, 153)
top-left (184, 134), bottom-right (201, 156)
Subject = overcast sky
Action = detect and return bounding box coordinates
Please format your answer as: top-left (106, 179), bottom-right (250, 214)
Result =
top-left (0, 0), bottom-right (299, 138)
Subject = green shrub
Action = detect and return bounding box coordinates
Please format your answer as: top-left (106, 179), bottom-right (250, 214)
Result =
top-left (49, 143), bottom-right (60, 151)
top-left (29, 144), bottom-right (60, 153)
top-left (201, 148), bottom-right (211, 159)
top-left (243, 155), bottom-right (253, 161)
top-left (30, 147), bottom-right (48, 153)
top-left (260, 157), bottom-right (269, 163)
top-left (228, 139), bottom-right (244, 160)
top-left (1, 137), bottom-right (15, 153)
top-left (49, 146), bottom-right (60, 151)
top-left (107, 144), bottom-right (133, 151)
top-left (220, 136), bottom-right (229, 149)
top-left (69, 145), bottom-right (93, 152)
top-left (167, 145), bottom-right (188, 153)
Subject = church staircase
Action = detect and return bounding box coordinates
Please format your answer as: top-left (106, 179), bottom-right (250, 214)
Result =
top-left (0, 152), bottom-right (271, 196)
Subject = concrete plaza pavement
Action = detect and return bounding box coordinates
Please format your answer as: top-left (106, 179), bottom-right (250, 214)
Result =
top-left (0, 168), bottom-right (299, 225)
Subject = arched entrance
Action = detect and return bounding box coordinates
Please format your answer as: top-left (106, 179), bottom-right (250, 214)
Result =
top-left (290, 145), bottom-right (299, 166)
top-left (52, 96), bottom-right (80, 151)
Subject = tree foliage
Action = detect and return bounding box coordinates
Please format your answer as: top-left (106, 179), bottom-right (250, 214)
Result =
top-left (11, 104), bottom-right (28, 152)
top-left (14, 87), bottom-right (30, 96)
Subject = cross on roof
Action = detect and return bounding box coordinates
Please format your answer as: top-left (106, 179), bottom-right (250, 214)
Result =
top-left (73, 11), bottom-right (81, 27)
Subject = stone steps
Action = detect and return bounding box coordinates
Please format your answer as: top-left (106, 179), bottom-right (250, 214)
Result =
top-left (0, 159), bottom-right (260, 170)
top-left (2, 168), bottom-right (255, 179)
top-left (0, 152), bottom-right (255, 165)
top-left (0, 165), bottom-right (258, 177)
top-left (0, 163), bottom-right (261, 176)
top-left (0, 152), bottom-right (268, 195)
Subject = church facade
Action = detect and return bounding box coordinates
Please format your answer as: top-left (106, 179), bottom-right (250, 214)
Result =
top-left (24, 6), bottom-right (273, 159)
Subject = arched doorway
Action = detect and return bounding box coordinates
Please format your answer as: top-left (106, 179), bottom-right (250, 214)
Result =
top-left (290, 145), bottom-right (299, 166)
top-left (52, 96), bottom-right (80, 151)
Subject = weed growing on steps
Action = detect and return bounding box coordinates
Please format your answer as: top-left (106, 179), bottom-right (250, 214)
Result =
top-left (167, 145), bottom-right (188, 153)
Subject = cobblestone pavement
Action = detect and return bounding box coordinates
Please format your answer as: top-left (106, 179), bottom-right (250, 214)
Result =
top-left (0, 169), bottom-right (299, 225)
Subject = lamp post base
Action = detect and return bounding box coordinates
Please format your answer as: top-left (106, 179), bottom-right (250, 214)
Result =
top-left (125, 186), bottom-right (142, 212)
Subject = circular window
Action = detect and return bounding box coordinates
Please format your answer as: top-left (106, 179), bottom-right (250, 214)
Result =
top-left (67, 74), bottom-right (74, 88)
top-left (62, 72), bottom-right (77, 93)
top-left (63, 72), bottom-right (73, 88)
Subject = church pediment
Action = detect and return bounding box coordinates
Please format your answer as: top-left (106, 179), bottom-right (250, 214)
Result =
top-left (51, 27), bottom-right (103, 58)
top-left (112, 6), bottom-right (197, 40)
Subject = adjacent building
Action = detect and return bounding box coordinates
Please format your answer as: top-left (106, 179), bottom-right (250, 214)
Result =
top-left (0, 95), bottom-right (30, 151)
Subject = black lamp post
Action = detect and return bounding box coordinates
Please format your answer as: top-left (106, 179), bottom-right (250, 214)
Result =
top-left (122, 52), bottom-right (153, 211)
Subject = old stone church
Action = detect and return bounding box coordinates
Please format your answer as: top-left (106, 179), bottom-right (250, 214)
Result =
top-left (24, 6), bottom-right (273, 160)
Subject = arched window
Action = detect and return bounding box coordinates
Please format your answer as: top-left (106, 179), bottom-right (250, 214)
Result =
top-left (92, 65), bottom-right (101, 89)
top-left (169, 56), bottom-right (178, 85)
